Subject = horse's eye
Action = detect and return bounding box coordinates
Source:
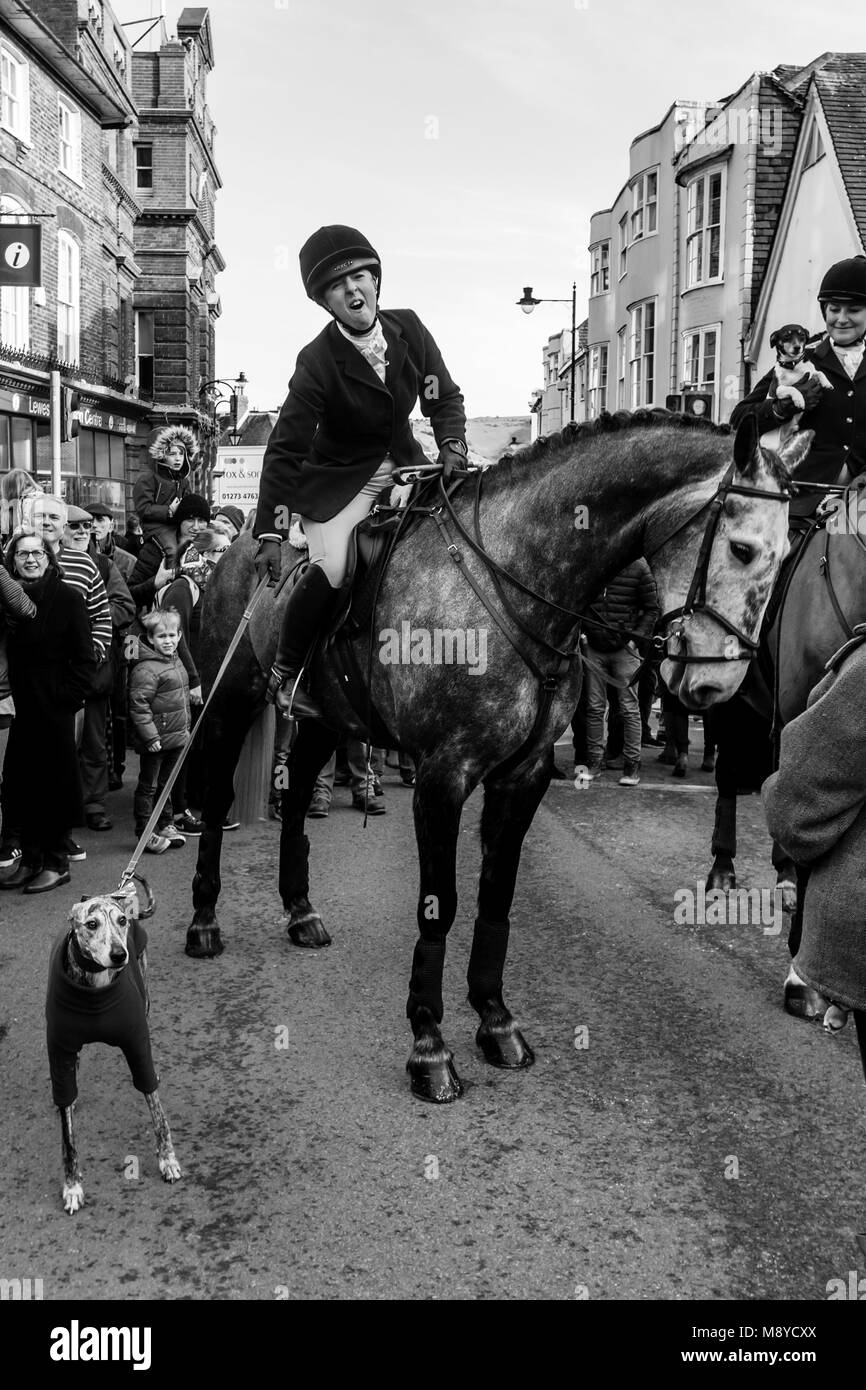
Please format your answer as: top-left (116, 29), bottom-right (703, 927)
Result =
top-left (730, 541), bottom-right (754, 565)
top-left (84, 917), bottom-right (99, 931)
top-left (117, 915), bottom-right (127, 927)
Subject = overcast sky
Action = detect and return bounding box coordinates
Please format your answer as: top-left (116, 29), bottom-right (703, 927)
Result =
top-left (113, 0), bottom-right (864, 415)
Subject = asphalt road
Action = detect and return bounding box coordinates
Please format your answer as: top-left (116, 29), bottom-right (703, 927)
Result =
top-left (1, 735), bottom-right (864, 1302)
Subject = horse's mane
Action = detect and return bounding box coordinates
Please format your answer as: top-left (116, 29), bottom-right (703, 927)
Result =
top-left (487, 408), bottom-right (789, 490)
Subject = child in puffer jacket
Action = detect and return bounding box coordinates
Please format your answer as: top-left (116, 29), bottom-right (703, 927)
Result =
top-left (133, 425), bottom-right (197, 559)
top-left (128, 607), bottom-right (190, 854)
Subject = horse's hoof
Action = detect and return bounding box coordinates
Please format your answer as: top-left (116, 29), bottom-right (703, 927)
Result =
top-left (706, 866), bottom-right (735, 892)
top-left (285, 908), bottom-right (331, 948)
top-left (776, 879), bottom-right (797, 914)
top-left (823, 1004), bottom-right (849, 1034)
top-left (784, 977), bottom-right (829, 1020)
top-left (476, 1020), bottom-right (535, 1069)
top-left (185, 923), bottom-right (224, 958)
top-left (407, 1052), bottom-right (464, 1103)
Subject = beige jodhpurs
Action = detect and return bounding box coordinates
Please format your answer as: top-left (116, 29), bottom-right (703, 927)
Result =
top-left (301, 458), bottom-right (394, 587)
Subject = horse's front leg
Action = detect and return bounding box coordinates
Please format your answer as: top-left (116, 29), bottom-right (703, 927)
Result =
top-left (469, 749), bottom-right (551, 1069)
top-left (407, 760), bottom-right (473, 1103)
top-left (279, 719), bottom-right (338, 948)
top-left (189, 700), bottom-right (260, 958)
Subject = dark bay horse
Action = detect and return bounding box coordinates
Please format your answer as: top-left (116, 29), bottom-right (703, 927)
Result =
top-left (188, 410), bottom-right (792, 1103)
top-left (706, 476), bottom-right (866, 1021)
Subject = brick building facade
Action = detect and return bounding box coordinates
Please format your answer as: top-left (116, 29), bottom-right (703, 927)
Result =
top-left (0, 1), bottom-right (223, 514)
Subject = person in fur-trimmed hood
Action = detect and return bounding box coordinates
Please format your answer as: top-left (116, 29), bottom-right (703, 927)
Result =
top-left (133, 425), bottom-right (199, 558)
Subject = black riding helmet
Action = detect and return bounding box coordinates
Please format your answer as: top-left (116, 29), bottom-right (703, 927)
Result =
top-left (817, 256), bottom-right (866, 305)
top-left (299, 225), bottom-right (381, 303)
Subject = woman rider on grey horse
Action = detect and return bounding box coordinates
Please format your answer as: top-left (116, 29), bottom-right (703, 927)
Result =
top-left (253, 224), bottom-right (468, 717)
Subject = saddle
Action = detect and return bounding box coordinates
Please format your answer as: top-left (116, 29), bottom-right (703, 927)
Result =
top-left (277, 476), bottom-right (446, 742)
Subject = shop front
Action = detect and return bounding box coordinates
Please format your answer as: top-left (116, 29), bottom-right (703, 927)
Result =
top-left (0, 376), bottom-right (144, 524)
top-left (0, 384), bottom-right (50, 472)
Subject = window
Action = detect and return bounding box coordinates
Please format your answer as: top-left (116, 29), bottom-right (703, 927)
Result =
top-left (189, 156), bottom-right (198, 204)
top-left (135, 144), bottom-right (153, 190)
top-left (58, 97), bottom-right (82, 182)
top-left (618, 214), bottom-right (628, 278)
top-left (1, 41), bottom-right (31, 142)
top-left (57, 232), bottom-right (80, 364)
top-left (686, 169), bottom-right (723, 288)
top-left (136, 310), bottom-right (154, 395)
top-left (590, 242), bottom-right (610, 296)
top-left (631, 169), bottom-right (658, 240)
top-left (0, 197), bottom-right (31, 351)
top-left (682, 325), bottom-right (719, 397)
top-left (588, 345), bottom-right (608, 418)
top-left (616, 327), bottom-right (627, 409)
top-left (629, 300), bottom-right (655, 407)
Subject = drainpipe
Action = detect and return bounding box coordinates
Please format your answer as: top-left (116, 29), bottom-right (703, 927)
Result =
top-left (670, 150), bottom-right (681, 403)
top-left (739, 74), bottom-right (761, 403)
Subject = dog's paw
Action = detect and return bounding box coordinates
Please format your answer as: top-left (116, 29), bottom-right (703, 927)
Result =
top-left (159, 1152), bottom-right (182, 1183)
top-left (62, 1181), bottom-right (84, 1214)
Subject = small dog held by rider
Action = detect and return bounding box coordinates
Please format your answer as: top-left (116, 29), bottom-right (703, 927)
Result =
top-left (45, 884), bottom-right (181, 1214)
top-left (762, 323), bottom-right (833, 449)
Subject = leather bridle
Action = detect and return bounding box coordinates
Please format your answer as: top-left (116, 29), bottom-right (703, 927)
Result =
top-left (650, 463), bottom-right (794, 664)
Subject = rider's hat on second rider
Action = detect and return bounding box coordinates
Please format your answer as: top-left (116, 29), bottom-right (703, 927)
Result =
top-left (252, 224), bottom-right (468, 718)
top-left (730, 255), bottom-right (866, 518)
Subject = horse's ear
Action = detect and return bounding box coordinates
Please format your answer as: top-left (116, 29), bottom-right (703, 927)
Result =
top-left (732, 414), bottom-right (761, 479)
top-left (777, 428), bottom-right (815, 476)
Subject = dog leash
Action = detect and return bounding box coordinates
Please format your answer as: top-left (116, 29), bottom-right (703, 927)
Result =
top-left (117, 577), bottom-right (272, 893)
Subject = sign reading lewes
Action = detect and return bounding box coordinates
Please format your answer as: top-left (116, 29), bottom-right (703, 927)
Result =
top-left (0, 225), bottom-right (42, 287)
top-left (0, 388), bottom-right (134, 433)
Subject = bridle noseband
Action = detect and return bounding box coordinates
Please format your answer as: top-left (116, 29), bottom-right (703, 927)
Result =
top-left (652, 462), bottom-right (793, 664)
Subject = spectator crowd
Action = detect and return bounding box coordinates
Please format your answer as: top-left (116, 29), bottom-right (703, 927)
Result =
top-left (0, 425), bottom-right (250, 894)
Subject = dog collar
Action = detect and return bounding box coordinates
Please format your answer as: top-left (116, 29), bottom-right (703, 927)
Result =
top-left (777, 353), bottom-right (805, 370)
top-left (68, 930), bottom-right (110, 974)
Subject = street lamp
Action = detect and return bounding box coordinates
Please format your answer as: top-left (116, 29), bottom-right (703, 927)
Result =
top-left (199, 372), bottom-right (247, 445)
top-left (517, 283), bottom-right (577, 424)
top-left (198, 372), bottom-right (247, 502)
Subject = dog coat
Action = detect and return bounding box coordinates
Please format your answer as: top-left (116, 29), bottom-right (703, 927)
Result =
top-left (45, 918), bottom-right (159, 1108)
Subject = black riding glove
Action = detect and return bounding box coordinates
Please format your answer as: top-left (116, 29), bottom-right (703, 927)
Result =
top-left (254, 537), bottom-right (282, 585)
top-left (772, 394), bottom-right (798, 421)
top-left (437, 441), bottom-right (467, 483)
top-left (797, 376), bottom-right (825, 411)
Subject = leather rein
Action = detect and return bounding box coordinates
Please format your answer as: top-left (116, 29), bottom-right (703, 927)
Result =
top-left (426, 462), bottom-right (793, 676)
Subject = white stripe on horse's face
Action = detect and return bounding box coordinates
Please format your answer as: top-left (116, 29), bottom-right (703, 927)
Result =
top-left (655, 453), bottom-right (790, 710)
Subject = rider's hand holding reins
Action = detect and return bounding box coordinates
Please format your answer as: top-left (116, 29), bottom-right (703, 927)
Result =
top-left (254, 536), bottom-right (282, 585)
top-left (438, 439), bottom-right (468, 483)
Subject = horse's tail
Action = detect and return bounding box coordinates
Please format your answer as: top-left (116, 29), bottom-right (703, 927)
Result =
top-left (230, 702), bottom-right (276, 825)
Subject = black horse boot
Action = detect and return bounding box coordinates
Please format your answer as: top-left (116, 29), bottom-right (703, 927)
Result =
top-left (266, 564), bottom-right (339, 719)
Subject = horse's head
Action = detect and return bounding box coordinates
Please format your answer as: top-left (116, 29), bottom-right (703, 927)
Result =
top-left (651, 416), bottom-right (811, 710)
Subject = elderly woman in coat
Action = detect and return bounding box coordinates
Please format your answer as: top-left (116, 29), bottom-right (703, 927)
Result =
top-left (762, 632), bottom-right (866, 1077)
top-left (0, 531), bottom-right (94, 893)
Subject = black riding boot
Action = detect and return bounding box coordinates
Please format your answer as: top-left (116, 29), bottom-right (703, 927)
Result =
top-left (267, 563), bottom-right (339, 719)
